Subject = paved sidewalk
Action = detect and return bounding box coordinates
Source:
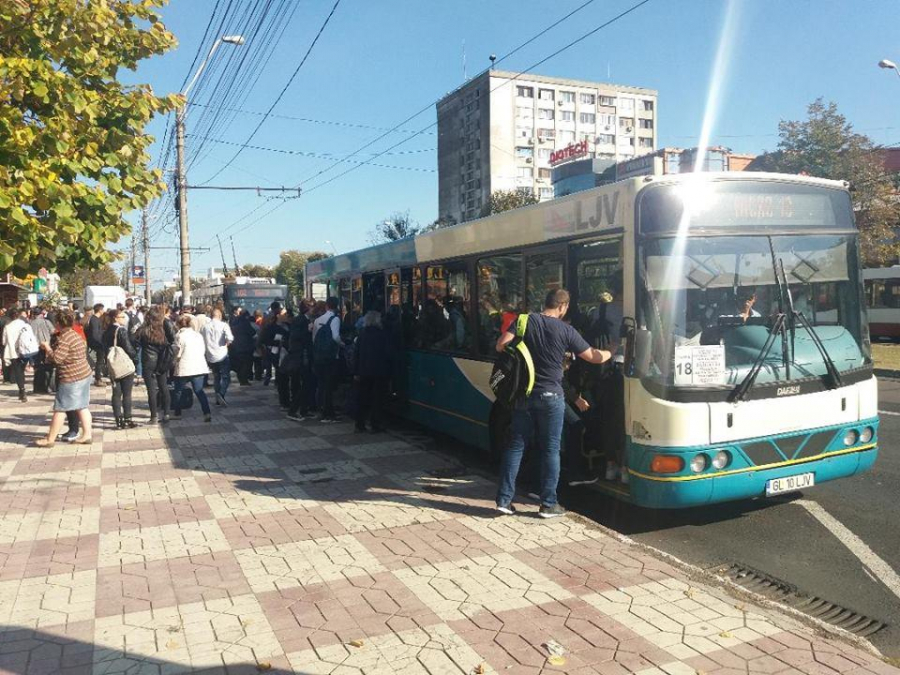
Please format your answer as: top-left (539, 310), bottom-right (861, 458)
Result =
top-left (0, 380), bottom-right (897, 675)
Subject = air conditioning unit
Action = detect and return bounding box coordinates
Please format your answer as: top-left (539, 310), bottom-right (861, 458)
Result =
top-left (526, 157), bottom-right (533, 164)
top-left (526, 138), bottom-right (534, 145)
top-left (557, 100), bottom-right (563, 107)
top-left (604, 125), bottom-right (612, 131)
top-left (626, 126), bottom-right (633, 133)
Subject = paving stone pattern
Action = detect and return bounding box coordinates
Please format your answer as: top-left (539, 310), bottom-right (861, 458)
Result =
top-left (0, 381), bottom-right (897, 674)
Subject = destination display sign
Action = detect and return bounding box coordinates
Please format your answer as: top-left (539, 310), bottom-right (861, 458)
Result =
top-left (640, 182), bottom-right (853, 233)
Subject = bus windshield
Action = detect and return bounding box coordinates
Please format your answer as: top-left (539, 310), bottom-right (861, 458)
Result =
top-left (638, 233), bottom-right (870, 393)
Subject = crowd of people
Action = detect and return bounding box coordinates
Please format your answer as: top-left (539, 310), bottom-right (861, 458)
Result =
top-left (0, 294), bottom-right (395, 446)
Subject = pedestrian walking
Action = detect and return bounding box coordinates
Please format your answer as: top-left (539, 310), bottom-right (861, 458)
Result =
top-left (30, 308), bottom-right (55, 394)
top-left (272, 309), bottom-right (292, 409)
top-left (124, 298), bottom-right (144, 381)
top-left (494, 289), bottom-right (611, 518)
top-left (354, 310), bottom-right (392, 433)
top-left (312, 297), bottom-right (342, 423)
top-left (34, 310), bottom-right (93, 447)
top-left (103, 308), bottom-right (138, 428)
top-left (2, 307), bottom-right (39, 402)
top-left (171, 314), bottom-right (211, 422)
top-left (137, 307), bottom-right (174, 424)
top-left (0, 307), bottom-right (10, 384)
top-left (202, 307), bottom-right (233, 406)
top-left (228, 309), bottom-right (256, 386)
top-left (286, 301), bottom-right (314, 421)
top-left (87, 303), bottom-right (106, 386)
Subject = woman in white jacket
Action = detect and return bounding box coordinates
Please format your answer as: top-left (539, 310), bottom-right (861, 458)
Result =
top-left (171, 314), bottom-right (212, 422)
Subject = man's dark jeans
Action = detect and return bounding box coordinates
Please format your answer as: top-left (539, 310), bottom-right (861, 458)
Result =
top-left (313, 361), bottom-right (337, 419)
top-left (209, 357), bottom-right (231, 400)
top-left (496, 392), bottom-right (566, 508)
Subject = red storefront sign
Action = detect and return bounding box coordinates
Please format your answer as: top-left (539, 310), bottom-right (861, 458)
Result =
top-left (550, 139), bottom-right (590, 166)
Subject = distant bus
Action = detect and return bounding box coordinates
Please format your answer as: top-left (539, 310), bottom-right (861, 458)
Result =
top-left (863, 267), bottom-right (900, 341)
top-left (192, 277), bottom-right (287, 315)
top-left (307, 172), bottom-right (878, 509)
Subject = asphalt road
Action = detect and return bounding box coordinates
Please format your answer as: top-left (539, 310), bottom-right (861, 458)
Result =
top-left (410, 378), bottom-right (900, 656)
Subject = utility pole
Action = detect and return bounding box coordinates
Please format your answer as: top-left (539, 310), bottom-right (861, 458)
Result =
top-left (130, 233), bottom-right (136, 296)
top-left (216, 235), bottom-right (229, 276)
top-left (142, 210), bottom-right (151, 305)
top-left (230, 236), bottom-right (239, 276)
top-left (176, 111), bottom-right (191, 306)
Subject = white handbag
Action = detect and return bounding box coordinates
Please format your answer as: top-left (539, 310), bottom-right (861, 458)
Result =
top-left (107, 328), bottom-right (136, 381)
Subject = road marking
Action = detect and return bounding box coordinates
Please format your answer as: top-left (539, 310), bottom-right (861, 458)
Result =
top-left (878, 409), bottom-right (900, 416)
top-left (796, 499), bottom-right (900, 602)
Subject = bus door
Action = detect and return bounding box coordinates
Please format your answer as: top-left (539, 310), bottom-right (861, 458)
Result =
top-left (362, 272), bottom-right (386, 316)
top-left (525, 246), bottom-right (566, 312)
top-left (568, 237), bottom-right (626, 483)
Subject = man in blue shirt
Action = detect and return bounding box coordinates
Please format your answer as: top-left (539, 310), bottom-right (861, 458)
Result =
top-left (495, 289), bottom-right (612, 518)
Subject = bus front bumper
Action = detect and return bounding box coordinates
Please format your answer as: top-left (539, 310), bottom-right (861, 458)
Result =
top-left (625, 420), bottom-right (879, 509)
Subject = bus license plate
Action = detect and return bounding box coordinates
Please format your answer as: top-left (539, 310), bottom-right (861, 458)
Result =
top-left (766, 472), bottom-right (814, 496)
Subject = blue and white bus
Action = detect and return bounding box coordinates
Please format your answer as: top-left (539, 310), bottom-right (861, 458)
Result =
top-left (306, 172), bottom-right (878, 508)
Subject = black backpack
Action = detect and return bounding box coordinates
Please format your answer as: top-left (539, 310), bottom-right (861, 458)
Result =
top-left (313, 315), bottom-right (340, 365)
top-left (489, 314), bottom-right (535, 408)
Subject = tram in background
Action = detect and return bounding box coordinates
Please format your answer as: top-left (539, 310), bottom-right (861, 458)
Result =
top-left (306, 172), bottom-right (879, 508)
top-left (192, 276), bottom-right (287, 315)
top-left (863, 267), bottom-right (900, 341)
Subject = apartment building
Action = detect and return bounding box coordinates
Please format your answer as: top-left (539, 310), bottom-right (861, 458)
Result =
top-left (437, 69), bottom-right (658, 223)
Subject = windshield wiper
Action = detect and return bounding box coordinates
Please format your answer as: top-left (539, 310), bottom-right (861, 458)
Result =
top-left (730, 313), bottom-right (787, 402)
top-left (793, 309), bottom-right (843, 389)
top-left (775, 258), bottom-right (842, 390)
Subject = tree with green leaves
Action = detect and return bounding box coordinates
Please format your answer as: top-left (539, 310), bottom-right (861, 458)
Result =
top-left (274, 249), bottom-right (329, 302)
top-left (750, 98), bottom-right (900, 265)
top-left (480, 189), bottom-right (539, 218)
top-left (0, 0), bottom-right (179, 275)
top-left (58, 264), bottom-right (119, 298)
top-left (241, 264), bottom-right (276, 279)
top-left (369, 211), bottom-right (419, 244)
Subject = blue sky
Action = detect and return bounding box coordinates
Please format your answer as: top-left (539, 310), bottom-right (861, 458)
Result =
top-left (126, 0), bottom-right (900, 282)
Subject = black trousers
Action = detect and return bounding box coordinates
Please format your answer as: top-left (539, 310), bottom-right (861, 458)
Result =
top-left (144, 370), bottom-right (169, 419)
top-left (355, 376), bottom-right (387, 430)
top-left (275, 366), bottom-right (291, 408)
top-left (66, 410), bottom-right (79, 435)
top-left (313, 362), bottom-right (337, 419)
top-left (9, 358), bottom-right (26, 395)
top-left (287, 368), bottom-right (305, 415)
top-left (91, 348), bottom-right (106, 383)
top-left (232, 354), bottom-right (253, 384)
top-left (111, 373), bottom-right (134, 419)
top-left (33, 351), bottom-right (54, 393)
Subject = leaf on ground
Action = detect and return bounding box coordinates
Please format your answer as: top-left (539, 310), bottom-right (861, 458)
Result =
top-left (349, 639), bottom-right (365, 648)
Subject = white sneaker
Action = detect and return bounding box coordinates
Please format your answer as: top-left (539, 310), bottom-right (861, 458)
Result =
top-left (605, 462), bottom-right (619, 481)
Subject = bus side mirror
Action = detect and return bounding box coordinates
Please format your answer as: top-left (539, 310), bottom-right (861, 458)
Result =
top-left (627, 327), bottom-right (652, 377)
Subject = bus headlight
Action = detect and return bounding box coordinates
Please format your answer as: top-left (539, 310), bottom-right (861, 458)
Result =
top-left (860, 427), bottom-right (874, 444)
top-left (842, 429), bottom-right (858, 446)
top-left (690, 454), bottom-right (709, 473)
top-left (712, 450), bottom-right (730, 470)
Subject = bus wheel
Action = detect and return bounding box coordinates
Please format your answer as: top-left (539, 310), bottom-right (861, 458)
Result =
top-left (489, 405), bottom-right (512, 467)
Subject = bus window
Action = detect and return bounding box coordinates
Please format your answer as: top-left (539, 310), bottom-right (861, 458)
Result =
top-left (476, 254), bottom-right (522, 354)
top-left (350, 276), bottom-right (362, 329)
top-left (339, 278), bottom-right (352, 330)
top-left (571, 240), bottom-right (622, 346)
top-left (363, 272), bottom-right (385, 314)
top-left (420, 263), bottom-right (471, 351)
top-left (311, 282), bottom-right (328, 302)
top-left (401, 267), bottom-right (422, 346)
top-left (526, 253), bottom-right (565, 311)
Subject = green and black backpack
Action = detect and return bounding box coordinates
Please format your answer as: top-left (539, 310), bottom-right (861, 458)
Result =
top-left (489, 313), bottom-right (535, 407)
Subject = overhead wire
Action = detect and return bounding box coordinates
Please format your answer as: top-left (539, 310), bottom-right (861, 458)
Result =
top-left (199, 0), bottom-right (344, 184)
top-left (220, 0), bottom-right (654, 250)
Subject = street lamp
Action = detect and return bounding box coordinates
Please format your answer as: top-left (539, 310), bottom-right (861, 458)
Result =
top-left (176, 34), bottom-right (245, 306)
top-left (878, 59), bottom-right (900, 79)
top-left (325, 240), bottom-right (338, 255)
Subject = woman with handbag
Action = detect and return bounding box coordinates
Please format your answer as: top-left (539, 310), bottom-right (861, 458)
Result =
top-left (172, 314), bottom-right (212, 422)
top-left (137, 307), bottom-right (173, 424)
top-left (34, 310), bottom-right (94, 447)
top-left (102, 309), bottom-right (138, 428)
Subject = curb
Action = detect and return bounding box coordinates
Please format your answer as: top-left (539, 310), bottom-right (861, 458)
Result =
top-left (874, 368), bottom-right (900, 379)
top-left (566, 511), bottom-right (888, 660)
